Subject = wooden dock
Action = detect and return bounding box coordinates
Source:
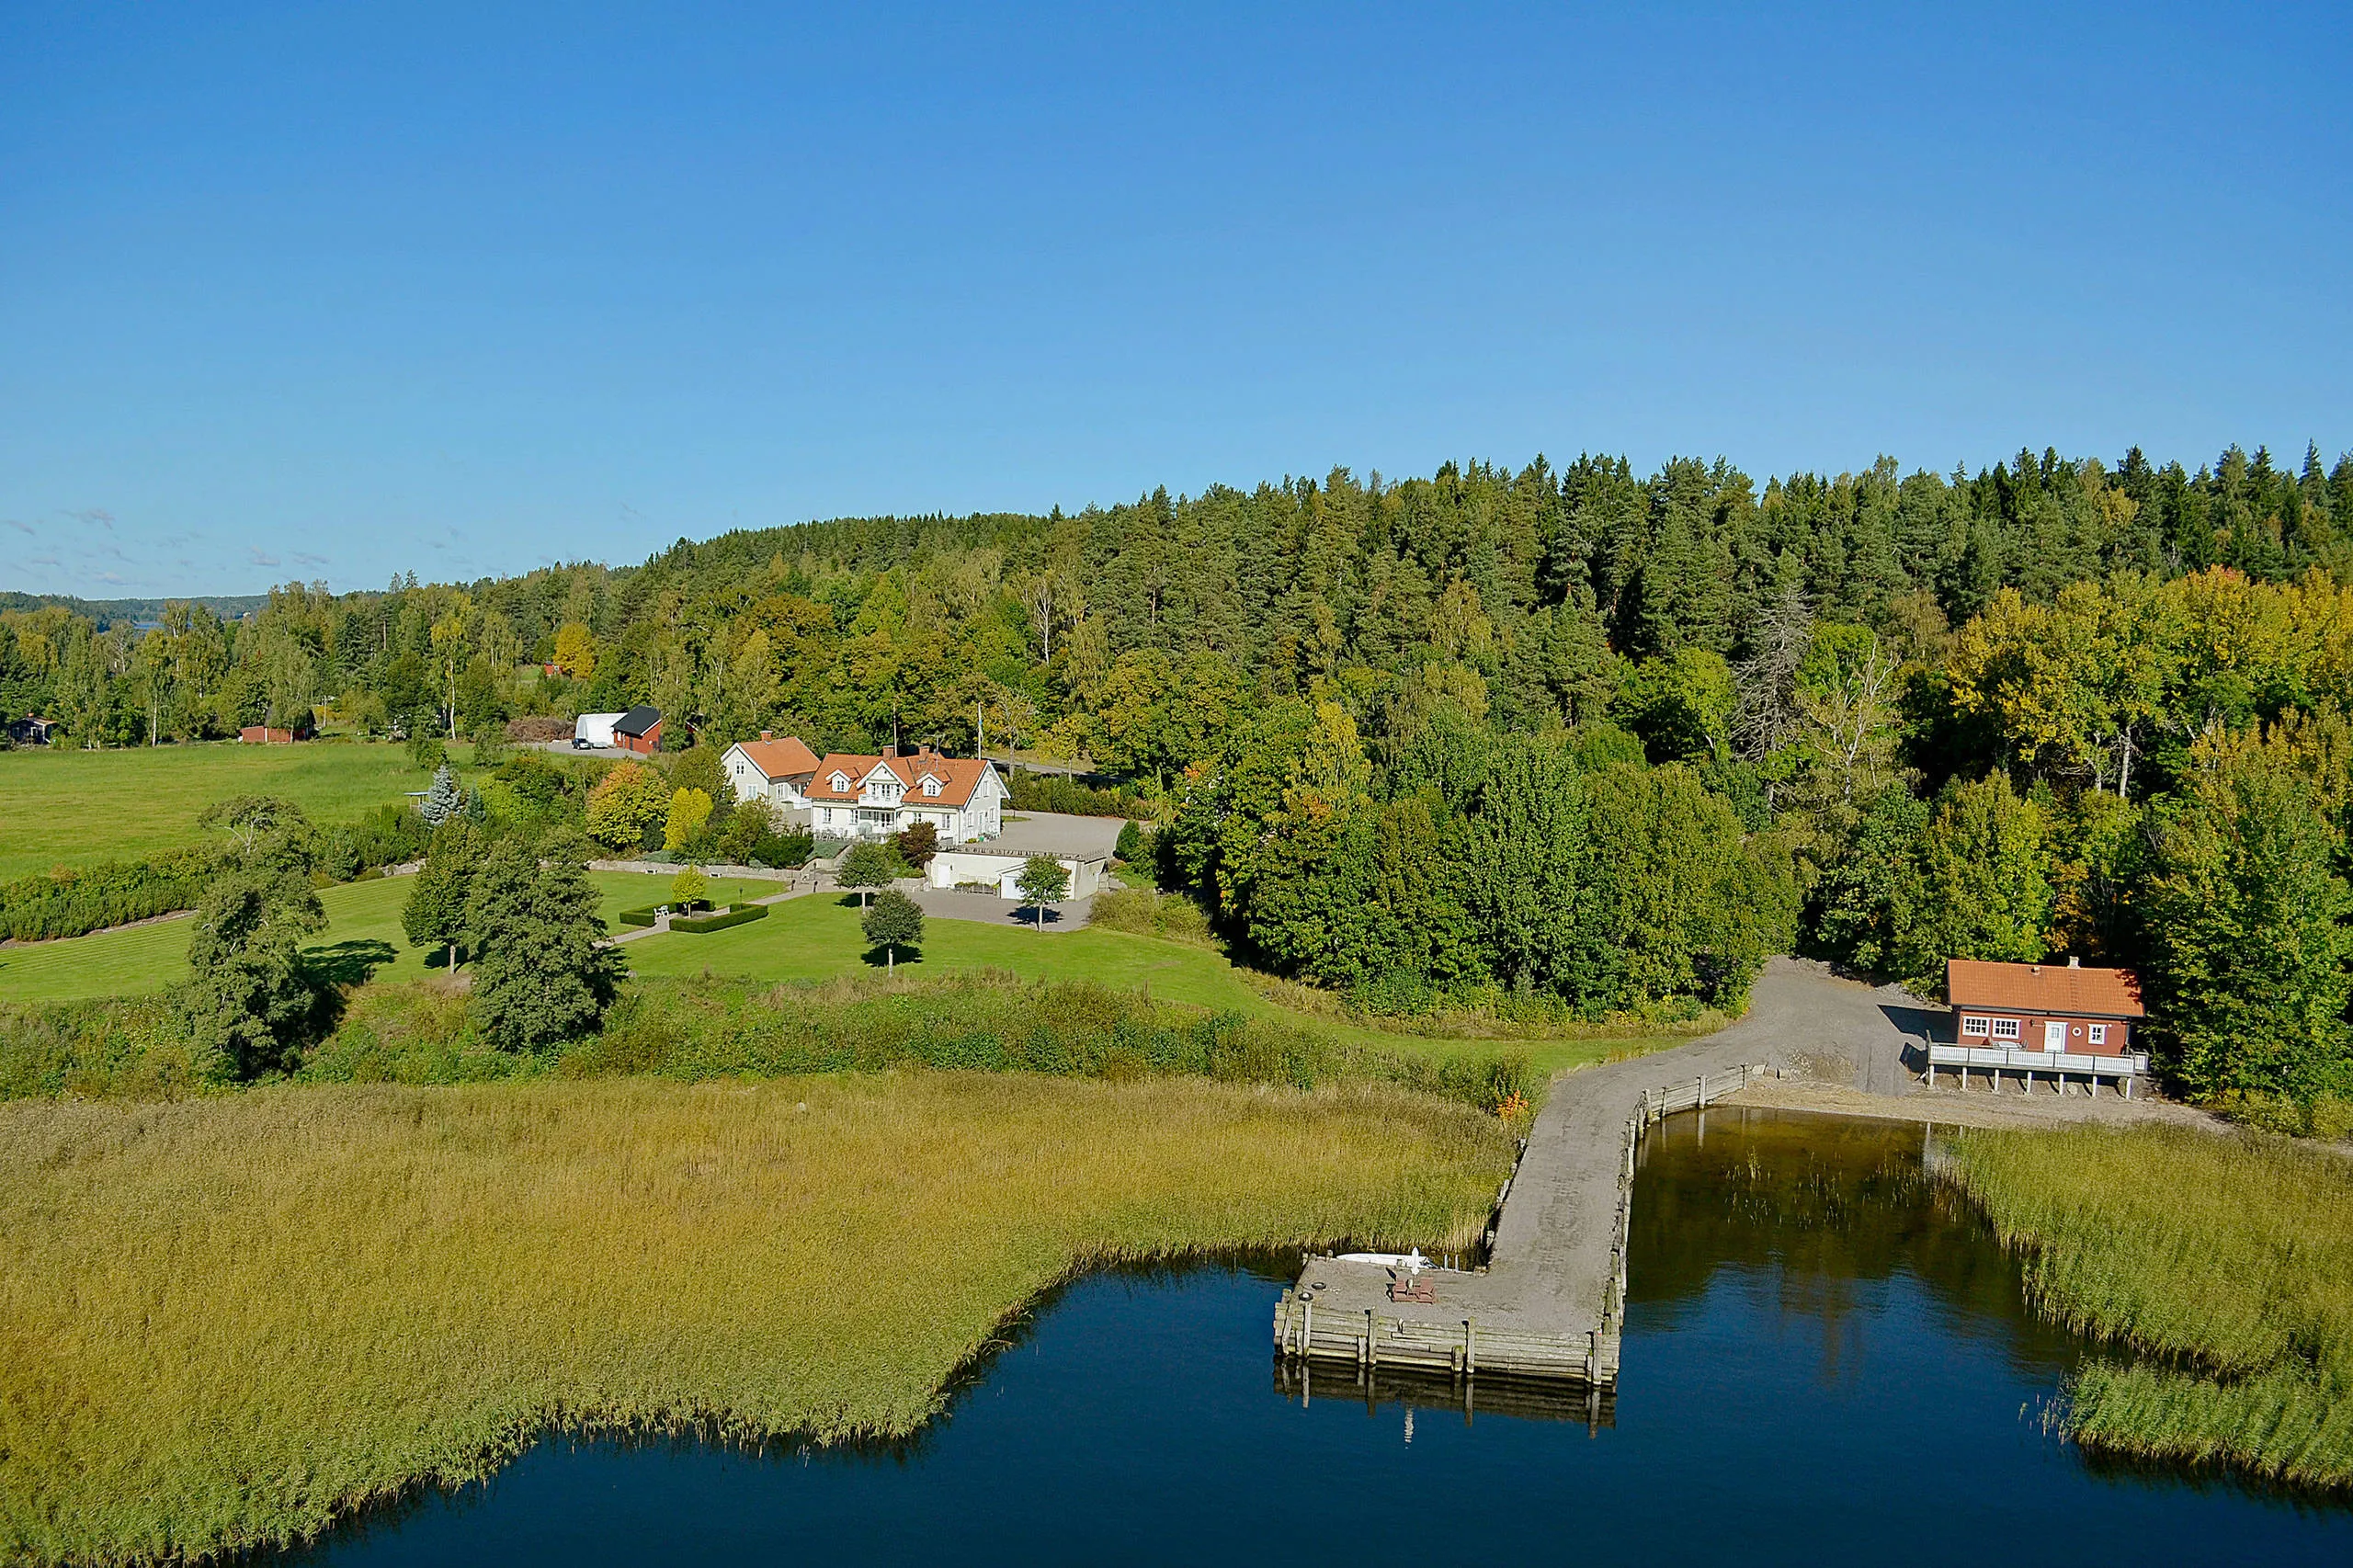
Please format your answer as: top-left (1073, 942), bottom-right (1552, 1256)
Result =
top-left (1274, 1061), bottom-right (1772, 1389)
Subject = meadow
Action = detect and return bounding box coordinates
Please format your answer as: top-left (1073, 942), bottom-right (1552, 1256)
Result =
top-left (0, 870), bottom-right (777, 1005)
top-left (1945, 1123), bottom-right (2353, 1490)
top-left (625, 892), bottom-right (1642, 1075)
top-left (0, 740), bottom-right (451, 881)
top-left (0, 1074), bottom-right (1512, 1565)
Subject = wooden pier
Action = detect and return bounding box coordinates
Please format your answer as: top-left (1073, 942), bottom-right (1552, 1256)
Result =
top-left (1274, 1061), bottom-right (1770, 1389)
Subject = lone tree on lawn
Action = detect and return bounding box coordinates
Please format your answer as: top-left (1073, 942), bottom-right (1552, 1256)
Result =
top-left (838, 841), bottom-right (897, 907)
top-left (670, 865), bottom-right (710, 910)
top-left (402, 819), bottom-right (481, 970)
top-left (463, 835), bottom-right (626, 1051)
top-left (861, 888), bottom-right (925, 973)
top-left (1017, 855), bottom-right (1070, 932)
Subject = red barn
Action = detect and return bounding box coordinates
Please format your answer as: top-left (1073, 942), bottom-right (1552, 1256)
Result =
top-left (1931, 959), bottom-right (2149, 1096)
top-left (238, 722), bottom-right (313, 744)
top-left (612, 706), bottom-right (663, 755)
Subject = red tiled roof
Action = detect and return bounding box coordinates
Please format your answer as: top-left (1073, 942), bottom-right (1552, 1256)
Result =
top-left (1947, 960), bottom-right (2144, 1018)
top-left (730, 735), bottom-right (820, 778)
top-left (806, 749), bottom-right (1000, 808)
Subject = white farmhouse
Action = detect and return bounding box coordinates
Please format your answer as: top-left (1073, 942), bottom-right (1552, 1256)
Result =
top-left (721, 732), bottom-right (823, 822)
top-left (804, 746), bottom-right (1007, 843)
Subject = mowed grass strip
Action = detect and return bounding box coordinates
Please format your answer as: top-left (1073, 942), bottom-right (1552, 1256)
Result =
top-left (1946, 1123), bottom-right (2353, 1490)
top-left (0, 872), bottom-right (781, 1004)
top-left (0, 742), bottom-right (444, 881)
top-left (0, 1074), bottom-right (1511, 1565)
top-left (630, 893), bottom-right (1638, 1075)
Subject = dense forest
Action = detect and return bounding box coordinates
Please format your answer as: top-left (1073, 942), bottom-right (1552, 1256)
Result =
top-left (7, 440), bottom-right (2353, 1120)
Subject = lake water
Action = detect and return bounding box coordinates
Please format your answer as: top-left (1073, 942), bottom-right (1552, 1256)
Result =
top-left (277, 1108), bottom-right (2353, 1566)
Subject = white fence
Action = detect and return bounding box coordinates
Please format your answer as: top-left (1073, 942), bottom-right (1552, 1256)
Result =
top-left (1926, 1041), bottom-right (2149, 1096)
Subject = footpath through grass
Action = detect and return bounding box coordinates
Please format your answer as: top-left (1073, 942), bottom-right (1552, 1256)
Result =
top-left (0, 1074), bottom-right (1511, 1565)
top-left (0, 872), bottom-right (777, 1005)
top-left (629, 892), bottom-right (1640, 1075)
top-left (0, 741), bottom-right (449, 881)
top-left (1945, 1123), bottom-right (2353, 1491)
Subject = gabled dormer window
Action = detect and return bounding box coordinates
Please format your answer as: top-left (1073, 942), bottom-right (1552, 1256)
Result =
top-left (831, 772), bottom-right (849, 791)
top-left (924, 777), bottom-right (940, 796)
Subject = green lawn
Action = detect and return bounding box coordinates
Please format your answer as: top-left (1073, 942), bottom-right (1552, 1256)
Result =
top-left (628, 893), bottom-right (1634, 1075)
top-left (0, 872), bottom-right (777, 1006)
top-left (0, 741), bottom-right (455, 880)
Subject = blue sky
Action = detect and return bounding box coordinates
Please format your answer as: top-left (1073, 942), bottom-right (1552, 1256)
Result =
top-left (2, 2), bottom-right (2347, 598)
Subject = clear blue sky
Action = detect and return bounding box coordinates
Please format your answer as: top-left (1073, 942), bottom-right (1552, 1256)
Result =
top-left (3, 2), bottom-right (2347, 598)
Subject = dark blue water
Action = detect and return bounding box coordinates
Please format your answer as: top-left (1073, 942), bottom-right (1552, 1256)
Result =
top-left (279, 1108), bottom-right (2353, 1566)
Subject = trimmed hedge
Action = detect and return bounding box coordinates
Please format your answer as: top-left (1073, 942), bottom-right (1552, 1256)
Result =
top-left (615, 904), bottom-right (662, 929)
top-left (670, 901), bottom-right (769, 934)
top-left (0, 847), bottom-right (233, 942)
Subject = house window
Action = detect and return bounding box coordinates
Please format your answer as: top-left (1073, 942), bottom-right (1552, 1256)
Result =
top-left (832, 773), bottom-right (848, 791)
top-left (1961, 1016), bottom-right (1990, 1038)
top-left (925, 778), bottom-right (939, 796)
top-left (2087, 1023), bottom-right (2108, 1046)
top-left (1991, 1017), bottom-right (2021, 1040)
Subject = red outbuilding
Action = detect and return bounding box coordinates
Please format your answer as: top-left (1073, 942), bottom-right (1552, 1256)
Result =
top-left (1931, 958), bottom-right (2150, 1096)
top-left (612, 706), bottom-right (663, 755)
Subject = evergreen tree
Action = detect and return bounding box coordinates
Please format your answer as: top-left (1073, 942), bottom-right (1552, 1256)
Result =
top-left (420, 762), bottom-right (460, 828)
top-left (402, 819), bottom-right (481, 970)
top-left (463, 837), bottom-right (625, 1051)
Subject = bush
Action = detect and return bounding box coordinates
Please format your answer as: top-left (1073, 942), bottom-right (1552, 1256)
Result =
top-left (0, 847), bottom-right (233, 942)
top-left (1007, 768), bottom-right (1153, 819)
top-left (1088, 888), bottom-right (1215, 946)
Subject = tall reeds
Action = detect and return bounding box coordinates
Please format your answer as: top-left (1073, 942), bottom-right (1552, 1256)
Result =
top-left (1945, 1123), bottom-right (2353, 1489)
top-left (0, 1074), bottom-right (1510, 1565)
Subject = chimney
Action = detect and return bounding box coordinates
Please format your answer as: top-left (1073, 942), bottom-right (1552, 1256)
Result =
top-left (2068, 956), bottom-right (2081, 969)
top-left (759, 730), bottom-right (772, 742)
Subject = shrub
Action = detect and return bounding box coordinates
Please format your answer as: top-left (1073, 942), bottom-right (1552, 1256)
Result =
top-left (1008, 768), bottom-right (1153, 820)
top-left (1088, 888), bottom-right (1214, 946)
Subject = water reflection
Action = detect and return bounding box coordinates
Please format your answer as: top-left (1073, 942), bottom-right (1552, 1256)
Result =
top-left (267, 1108), bottom-right (2351, 1568)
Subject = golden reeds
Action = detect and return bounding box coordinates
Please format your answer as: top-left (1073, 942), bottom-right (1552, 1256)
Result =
top-left (1946, 1123), bottom-right (2353, 1490)
top-left (0, 1073), bottom-right (1509, 1565)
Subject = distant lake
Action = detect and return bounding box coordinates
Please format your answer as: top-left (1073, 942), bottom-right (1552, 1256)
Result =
top-left (275, 1108), bottom-right (2353, 1566)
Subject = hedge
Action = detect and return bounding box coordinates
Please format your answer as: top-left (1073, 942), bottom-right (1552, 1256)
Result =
top-left (670, 902), bottom-right (769, 934)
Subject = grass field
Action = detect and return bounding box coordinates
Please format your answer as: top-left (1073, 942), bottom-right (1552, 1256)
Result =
top-left (1945, 1123), bottom-right (2353, 1490)
top-left (0, 740), bottom-right (455, 880)
top-left (627, 892), bottom-right (1635, 1074)
top-left (0, 872), bottom-right (778, 1005)
top-left (0, 1074), bottom-right (1512, 1565)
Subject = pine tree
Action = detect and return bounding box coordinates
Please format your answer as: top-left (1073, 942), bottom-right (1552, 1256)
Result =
top-left (420, 762), bottom-right (460, 828)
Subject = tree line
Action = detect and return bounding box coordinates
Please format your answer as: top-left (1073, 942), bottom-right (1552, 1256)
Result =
top-left (7, 437), bottom-right (2352, 1120)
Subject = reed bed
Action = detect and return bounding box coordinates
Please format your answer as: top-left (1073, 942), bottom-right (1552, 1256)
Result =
top-left (1944, 1123), bottom-right (2353, 1490)
top-left (0, 1074), bottom-right (1510, 1565)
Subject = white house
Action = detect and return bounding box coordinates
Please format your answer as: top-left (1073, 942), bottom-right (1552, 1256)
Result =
top-left (722, 733), bottom-right (823, 821)
top-left (804, 746), bottom-right (1008, 844)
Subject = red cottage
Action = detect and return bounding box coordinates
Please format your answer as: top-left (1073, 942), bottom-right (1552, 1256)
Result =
top-left (1929, 958), bottom-right (2150, 1096)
